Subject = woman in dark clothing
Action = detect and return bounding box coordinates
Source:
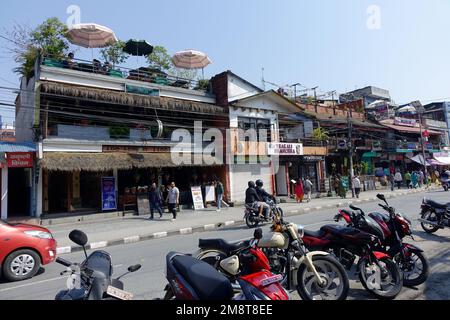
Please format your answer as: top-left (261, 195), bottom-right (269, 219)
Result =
top-left (148, 183), bottom-right (163, 220)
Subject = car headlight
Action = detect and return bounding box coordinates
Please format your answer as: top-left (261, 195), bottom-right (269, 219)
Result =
top-left (24, 230), bottom-right (53, 239)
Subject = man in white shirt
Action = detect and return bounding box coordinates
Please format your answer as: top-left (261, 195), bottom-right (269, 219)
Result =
top-left (353, 176), bottom-right (361, 198)
top-left (304, 177), bottom-right (313, 203)
top-left (166, 182), bottom-right (180, 221)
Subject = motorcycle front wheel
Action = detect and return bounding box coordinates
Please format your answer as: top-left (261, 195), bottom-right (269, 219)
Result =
top-left (420, 210), bottom-right (440, 234)
top-left (395, 250), bottom-right (429, 287)
top-left (296, 255), bottom-right (349, 300)
top-left (358, 256), bottom-right (403, 300)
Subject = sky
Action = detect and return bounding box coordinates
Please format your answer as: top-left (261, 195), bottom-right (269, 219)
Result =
top-left (1, 0), bottom-right (450, 124)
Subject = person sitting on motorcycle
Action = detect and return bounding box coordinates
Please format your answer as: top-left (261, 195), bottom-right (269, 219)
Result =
top-left (245, 181), bottom-right (269, 220)
top-left (255, 179), bottom-right (274, 220)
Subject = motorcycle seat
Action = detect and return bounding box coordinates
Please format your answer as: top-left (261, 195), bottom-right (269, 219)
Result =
top-left (303, 229), bottom-right (326, 238)
top-left (172, 255), bottom-right (233, 300)
top-left (424, 199), bottom-right (450, 209)
top-left (320, 225), bottom-right (375, 244)
top-left (198, 238), bottom-right (250, 254)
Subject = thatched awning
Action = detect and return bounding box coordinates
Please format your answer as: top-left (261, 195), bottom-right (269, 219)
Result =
top-left (39, 81), bottom-right (227, 115)
top-left (40, 153), bottom-right (222, 172)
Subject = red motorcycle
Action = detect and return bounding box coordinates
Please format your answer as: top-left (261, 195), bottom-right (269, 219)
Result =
top-left (302, 218), bottom-right (403, 299)
top-left (164, 229), bottom-right (289, 300)
top-left (335, 194), bottom-right (428, 287)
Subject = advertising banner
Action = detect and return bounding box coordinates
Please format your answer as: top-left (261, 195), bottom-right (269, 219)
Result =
top-left (101, 177), bottom-right (117, 211)
top-left (191, 186), bottom-right (205, 210)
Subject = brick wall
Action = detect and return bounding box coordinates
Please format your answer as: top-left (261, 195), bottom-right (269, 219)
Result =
top-left (210, 71), bottom-right (229, 107)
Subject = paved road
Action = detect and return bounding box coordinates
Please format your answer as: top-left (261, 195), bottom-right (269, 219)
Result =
top-left (1, 189), bottom-right (449, 300)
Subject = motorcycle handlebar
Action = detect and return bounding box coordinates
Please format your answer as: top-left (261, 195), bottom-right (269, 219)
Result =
top-left (56, 257), bottom-right (72, 267)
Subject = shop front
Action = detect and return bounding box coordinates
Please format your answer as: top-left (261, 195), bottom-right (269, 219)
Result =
top-left (0, 143), bottom-right (36, 220)
top-left (39, 151), bottom-right (228, 215)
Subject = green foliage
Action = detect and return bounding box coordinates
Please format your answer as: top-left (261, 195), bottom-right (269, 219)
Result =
top-left (312, 127), bottom-right (329, 141)
top-left (109, 126), bottom-right (130, 139)
top-left (5, 17), bottom-right (70, 79)
top-left (360, 162), bottom-right (370, 175)
top-left (196, 79), bottom-right (210, 91)
top-left (100, 40), bottom-right (128, 66)
top-left (146, 45), bottom-right (172, 72)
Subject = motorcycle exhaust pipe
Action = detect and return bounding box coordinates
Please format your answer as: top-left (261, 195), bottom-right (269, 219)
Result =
top-left (417, 218), bottom-right (443, 227)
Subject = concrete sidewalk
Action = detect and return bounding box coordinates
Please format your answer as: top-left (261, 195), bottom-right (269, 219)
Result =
top-left (52, 186), bottom-right (437, 254)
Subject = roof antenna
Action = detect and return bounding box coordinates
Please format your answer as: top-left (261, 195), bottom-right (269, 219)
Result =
top-left (261, 67), bottom-right (265, 91)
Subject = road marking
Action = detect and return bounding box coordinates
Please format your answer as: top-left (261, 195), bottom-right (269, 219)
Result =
top-left (90, 241), bottom-right (108, 249)
top-left (224, 221), bottom-right (235, 226)
top-left (153, 232), bottom-right (167, 239)
top-left (124, 236), bottom-right (140, 244)
top-left (56, 246), bottom-right (71, 254)
top-left (179, 228), bottom-right (192, 234)
top-left (0, 276), bottom-right (65, 293)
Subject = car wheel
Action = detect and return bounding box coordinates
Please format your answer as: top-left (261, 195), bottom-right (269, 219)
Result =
top-left (2, 249), bottom-right (41, 282)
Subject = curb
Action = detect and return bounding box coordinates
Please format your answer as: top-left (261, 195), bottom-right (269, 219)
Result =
top-left (56, 187), bottom-right (438, 255)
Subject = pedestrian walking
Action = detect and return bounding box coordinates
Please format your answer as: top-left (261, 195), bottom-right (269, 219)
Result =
top-left (389, 173), bottom-right (395, 191)
top-left (166, 182), bottom-right (179, 221)
top-left (418, 170), bottom-right (424, 187)
top-left (353, 176), bottom-right (361, 198)
top-left (405, 171), bottom-right (412, 189)
top-left (214, 177), bottom-right (224, 211)
top-left (148, 183), bottom-right (163, 220)
top-left (337, 175), bottom-right (347, 199)
top-left (394, 171), bottom-right (403, 189)
top-left (411, 171), bottom-right (418, 189)
top-left (294, 179), bottom-right (304, 203)
top-left (304, 177), bottom-right (313, 202)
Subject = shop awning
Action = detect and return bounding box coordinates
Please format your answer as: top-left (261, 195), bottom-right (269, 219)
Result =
top-left (0, 142), bottom-right (36, 152)
top-left (379, 123), bottom-right (442, 135)
top-left (428, 158), bottom-right (445, 166)
top-left (407, 154), bottom-right (430, 166)
top-left (433, 155), bottom-right (450, 165)
top-left (40, 153), bottom-right (222, 171)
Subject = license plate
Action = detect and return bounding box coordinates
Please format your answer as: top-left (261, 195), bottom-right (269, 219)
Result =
top-left (106, 286), bottom-right (133, 300)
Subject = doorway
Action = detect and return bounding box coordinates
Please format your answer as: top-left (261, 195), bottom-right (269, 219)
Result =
top-left (7, 168), bottom-right (32, 217)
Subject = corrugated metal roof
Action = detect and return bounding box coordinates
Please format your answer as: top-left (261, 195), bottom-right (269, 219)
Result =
top-left (0, 142), bottom-right (36, 153)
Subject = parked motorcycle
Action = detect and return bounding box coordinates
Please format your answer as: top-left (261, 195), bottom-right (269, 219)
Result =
top-left (335, 194), bottom-right (428, 287)
top-left (419, 198), bottom-right (450, 233)
top-left (302, 217), bottom-right (403, 299)
top-left (439, 171), bottom-right (450, 191)
top-left (55, 230), bottom-right (141, 300)
top-left (163, 249), bottom-right (288, 300)
top-left (196, 222), bottom-right (349, 300)
top-left (244, 198), bottom-right (284, 228)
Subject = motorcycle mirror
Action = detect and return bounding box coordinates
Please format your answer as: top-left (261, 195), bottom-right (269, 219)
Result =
top-left (128, 264), bottom-right (141, 273)
top-left (69, 230), bottom-right (88, 247)
top-left (349, 204), bottom-right (359, 211)
top-left (254, 228), bottom-right (263, 240)
top-left (376, 194), bottom-right (386, 201)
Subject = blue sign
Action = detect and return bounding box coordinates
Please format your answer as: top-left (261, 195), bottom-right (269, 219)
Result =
top-left (101, 177), bottom-right (117, 211)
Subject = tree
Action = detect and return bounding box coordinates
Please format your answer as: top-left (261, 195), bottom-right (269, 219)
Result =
top-left (4, 17), bottom-right (70, 79)
top-left (100, 40), bottom-right (128, 66)
top-left (146, 45), bottom-right (172, 72)
top-left (312, 127), bottom-right (329, 142)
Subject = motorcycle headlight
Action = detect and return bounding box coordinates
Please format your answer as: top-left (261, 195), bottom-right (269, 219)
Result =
top-left (297, 225), bottom-right (305, 238)
top-left (24, 230), bottom-right (53, 239)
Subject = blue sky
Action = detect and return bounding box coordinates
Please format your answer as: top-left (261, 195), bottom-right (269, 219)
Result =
top-left (1, 0), bottom-right (450, 124)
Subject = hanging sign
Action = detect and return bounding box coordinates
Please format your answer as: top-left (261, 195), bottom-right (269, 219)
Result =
top-left (7, 152), bottom-right (33, 168)
top-left (101, 177), bottom-right (117, 211)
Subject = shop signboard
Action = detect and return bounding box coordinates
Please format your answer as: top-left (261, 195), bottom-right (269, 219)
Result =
top-left (191, 186), bottom-right (205, 210)
top-left (101, 177), bottom-right (117, 211)
top-left (268, 143), bottom-right (303, 156)
top-left (394, 117), bottom-right (419, 127)
top-left (205, 185), bottom-right (216, 202)
top-left (7, 152), bottom-right (33, 168)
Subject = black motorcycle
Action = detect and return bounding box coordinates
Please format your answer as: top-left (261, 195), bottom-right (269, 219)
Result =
top-left (244, 198), bottom-right (284, 228)
top-left (55, 230), bottom-right (141, 300)
top-left (419, 198), bottom-right (450, 233)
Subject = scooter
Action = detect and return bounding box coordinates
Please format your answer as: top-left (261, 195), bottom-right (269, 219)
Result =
top-left (55, 230), bottom-right (141, 300)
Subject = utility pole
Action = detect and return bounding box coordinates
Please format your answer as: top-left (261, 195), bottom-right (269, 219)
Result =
top-left (412, 101), bottom-right (428, 186)
top-left (348, 114), bottom-right (355, 198)
top-left (312, 86), bottom-right (318, 113)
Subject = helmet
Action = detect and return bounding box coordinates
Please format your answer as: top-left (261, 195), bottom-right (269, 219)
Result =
top-left (248, 181), bottom-right (256, 188)
top-left (255, 179), bottom-right (264, 187)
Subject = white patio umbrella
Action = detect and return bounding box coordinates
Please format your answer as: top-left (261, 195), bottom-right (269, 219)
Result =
top-left (67, 23), bottom-right (117, 60)
top-left (172, 49), bottom-right (212, 78)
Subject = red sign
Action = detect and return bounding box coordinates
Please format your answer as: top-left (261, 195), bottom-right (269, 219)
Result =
top-left (7, 152), bottom-right (33, 168)
top-left (423, 130), bottom-right (430, 138)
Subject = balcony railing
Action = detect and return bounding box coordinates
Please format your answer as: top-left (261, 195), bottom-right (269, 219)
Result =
top-left (41, 55), bottom-right (210, 93)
